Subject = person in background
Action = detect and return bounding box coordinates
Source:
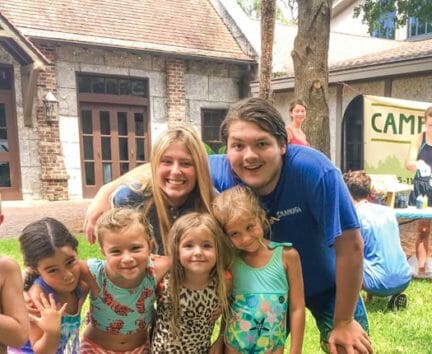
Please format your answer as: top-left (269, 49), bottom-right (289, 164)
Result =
top-left (343, 170), bottom-right (412, 310)
top-left (213, 186), bottom-right (304, 354)
top-left (286, 99), bottom-right (310, 147)
top-left (405, 106), bottom-right (432, 278)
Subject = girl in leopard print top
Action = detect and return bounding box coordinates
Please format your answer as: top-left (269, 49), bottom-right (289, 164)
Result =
top-left (151, 212), bottom-right (233, 353)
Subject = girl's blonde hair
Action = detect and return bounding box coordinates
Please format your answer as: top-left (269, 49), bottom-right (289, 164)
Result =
top-left (95, 208), bottom-right (153, 249)
top-left (150, 124), bottom-right (214, 255)
top-left (168, 212), bottom-right (233, 337)
top-left (212, 186), bottom-right (270, 238)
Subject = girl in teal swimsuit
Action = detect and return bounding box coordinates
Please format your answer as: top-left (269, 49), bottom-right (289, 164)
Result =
top-left (213, 186), bottom-right (305, 354)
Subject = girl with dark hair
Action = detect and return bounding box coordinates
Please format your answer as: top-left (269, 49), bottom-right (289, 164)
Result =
top-left (9, 217), bottom-right (87, 354)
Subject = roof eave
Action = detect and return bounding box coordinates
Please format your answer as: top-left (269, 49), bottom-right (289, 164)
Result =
top-left (0, 13), bottom-right (49, 66)
top-left (21, 27), bottom-right (256, 65)
top-left (252, 56), bottom-right (432, 93)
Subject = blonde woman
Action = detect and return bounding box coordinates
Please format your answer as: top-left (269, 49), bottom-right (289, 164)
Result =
top-left (85, 124), bottom-right (214, 255)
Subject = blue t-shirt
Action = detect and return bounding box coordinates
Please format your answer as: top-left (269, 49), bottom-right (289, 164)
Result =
top-left (356, 202), bottom-right (412, 294)
top-left (209, 146), bottom-right (360, 296)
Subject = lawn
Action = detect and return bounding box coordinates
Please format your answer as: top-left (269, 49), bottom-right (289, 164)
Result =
top-left (1, 236), bottom-right (431, 353)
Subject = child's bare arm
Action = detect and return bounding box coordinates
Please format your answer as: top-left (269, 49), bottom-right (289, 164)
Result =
top-left (153, 255), bottom-right (172, 283)
top-left (79, 260), bottom-right (98, 298)
top-left (283, 247), bottom-right (305, 354)
top-left (0, 256), bottom-right (29, 348)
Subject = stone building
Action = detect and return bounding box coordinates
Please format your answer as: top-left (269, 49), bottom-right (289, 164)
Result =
top-left (0, 0), bottom-right (257, 201)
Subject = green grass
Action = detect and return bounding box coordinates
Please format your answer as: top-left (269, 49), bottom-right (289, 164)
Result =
top-left (2, 235), bottom-right (431, 353)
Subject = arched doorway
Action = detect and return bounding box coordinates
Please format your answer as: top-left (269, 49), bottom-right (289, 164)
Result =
top-left (341, 95), bottom-right (363, 172)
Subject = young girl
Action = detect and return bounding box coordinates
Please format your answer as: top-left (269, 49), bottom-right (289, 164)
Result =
top-left (80, 208), bottom-right (170, 354)
top-left (213, 186), bottom-right (305, 354)
top-left (9, 217), bottom-right (87, 354)
top-left (151, 212), bottom-right (233, 353)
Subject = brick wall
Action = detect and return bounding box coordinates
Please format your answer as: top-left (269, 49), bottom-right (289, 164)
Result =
top-left (166, 58), bottom-right (186, 124)
top-left (36, 43), bottom-right (69, 201)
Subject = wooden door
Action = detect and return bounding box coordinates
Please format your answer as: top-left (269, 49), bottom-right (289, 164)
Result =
top-left (79, 104), bottom-right (149, 198)
top-left (0, 66), bottom-right (22, 200)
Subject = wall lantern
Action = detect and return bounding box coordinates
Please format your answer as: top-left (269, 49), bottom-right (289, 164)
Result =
top-left (43, 91), bottom-right (58, 122)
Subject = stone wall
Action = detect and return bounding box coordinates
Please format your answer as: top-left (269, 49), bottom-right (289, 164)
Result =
top-left (51, 43), bottom-right (249, 199)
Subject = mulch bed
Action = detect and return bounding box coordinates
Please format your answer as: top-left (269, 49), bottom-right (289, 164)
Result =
top-left (400, 221), bottom-right (432, 257)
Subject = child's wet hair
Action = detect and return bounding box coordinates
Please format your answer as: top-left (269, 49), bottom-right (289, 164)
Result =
top-left (95, 207), bottom-right (153, 249)
top-left (19, 217), bottom-right (78, 290)
top-left (212, 185), bottom-right (270, 237)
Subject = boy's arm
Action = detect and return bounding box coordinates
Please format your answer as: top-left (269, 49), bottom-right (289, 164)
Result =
top-left (84, 163), bottom-right (151, 243)
top-left (0, 257), bottom-right (29, 348)
top-left (328, 229), bottom-right (372, 354)
top-left (283, 248), bottom-right (305, 354)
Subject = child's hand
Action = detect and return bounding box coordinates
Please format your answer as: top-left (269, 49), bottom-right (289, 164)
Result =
top-left (29, 293), bottom-right (66, 335)
top-left (24, 291), bottom-right (38, 316)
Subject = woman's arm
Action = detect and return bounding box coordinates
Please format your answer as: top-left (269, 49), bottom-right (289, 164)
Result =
top-left (286, 125), bottom-right (293, 143)
top-left (283, 247), bottom-right (305, 354)
top-left (0, 257), bottom-right (29, 348)
top-left (405, 133), bottom-right (422, 172)
top-left (84, 163), bottom-right (151, 243)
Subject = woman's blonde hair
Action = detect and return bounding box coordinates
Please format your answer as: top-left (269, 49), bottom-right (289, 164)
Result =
top-left (150, 124), bottom-right (214, 255)
top-left (95, 208), bottom-right (153, 249)
top-left (212, 186), bottom-right (270, 239)
top-left (167, 212), bottom-right (233, 337)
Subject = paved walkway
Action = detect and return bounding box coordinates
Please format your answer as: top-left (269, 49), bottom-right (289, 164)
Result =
top-left (0, 199), bottom-right (91, 238)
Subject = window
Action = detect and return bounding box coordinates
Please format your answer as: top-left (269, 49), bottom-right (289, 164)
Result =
top-left (371, 10), bottom-right (396, 39)
top-left (77, 75), bottom-right (148, 97)
top-left (201, 109), bottom-right (227, 153)
top-left (408, 17), bottom-right (432, 38)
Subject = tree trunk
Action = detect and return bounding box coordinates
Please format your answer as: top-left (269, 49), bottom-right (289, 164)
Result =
top-left (292, 0), bottom-right (331, 156)
top-left (259, 0), bottom-right (276, 100)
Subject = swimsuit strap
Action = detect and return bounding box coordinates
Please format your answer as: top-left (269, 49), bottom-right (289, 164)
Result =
top-left (267, 241), bottom-right (292, 249)
top-left (34, 277), bottom-right (83, 302)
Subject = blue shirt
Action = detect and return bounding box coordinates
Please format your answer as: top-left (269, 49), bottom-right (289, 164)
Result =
top-left (209, 145), bottom-right (360, 296)
top-left (356, 201), bottom-right (412, 294)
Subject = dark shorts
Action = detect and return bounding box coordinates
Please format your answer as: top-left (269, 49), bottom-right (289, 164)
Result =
top-left (409, 178), bottom-right (432, 206)
top-left (287, 287), bottom-right (369, 349)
